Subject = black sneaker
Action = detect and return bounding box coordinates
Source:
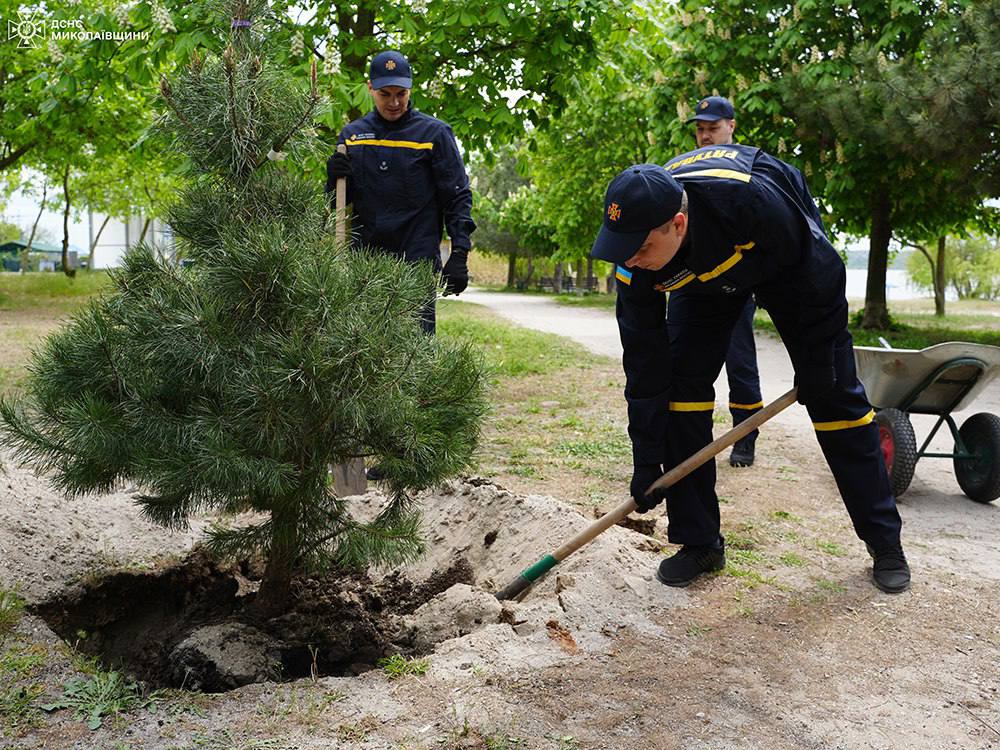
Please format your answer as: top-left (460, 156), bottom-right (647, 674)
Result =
top-left (729, 434), bottom-right (757, 467)
top-left (866, 543), bottom-right (911, 594)
top-left (655, 542), bottom-right (726, 587)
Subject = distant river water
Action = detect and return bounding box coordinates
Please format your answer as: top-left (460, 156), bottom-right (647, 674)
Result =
top-left (844, 268), bottom-right (942, 301)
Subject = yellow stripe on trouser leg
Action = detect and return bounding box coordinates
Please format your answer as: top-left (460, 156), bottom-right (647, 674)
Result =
top-left (729, 401), bottom-right (764, 410)
top-left (812, 410), bottom-right (876, 432)
top-left (669, 401), bottom-right (716, 412)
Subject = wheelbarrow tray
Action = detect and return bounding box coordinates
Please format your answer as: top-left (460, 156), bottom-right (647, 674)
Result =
top-left (854, 342), bottom-right (1000, 415)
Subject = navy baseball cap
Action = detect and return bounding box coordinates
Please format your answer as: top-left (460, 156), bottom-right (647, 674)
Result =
top-left (369, 51), bottom-right (412, 89)
top-left (590, 164), bottom-right (684, 265)
top-left (686, 95), bottom-right (735, 122)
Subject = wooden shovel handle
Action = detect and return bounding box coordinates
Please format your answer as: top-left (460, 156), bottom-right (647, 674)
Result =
top-left (552, 388), bottom-right (798, 560)
top-left (334, 143), bottom-right (347, 244)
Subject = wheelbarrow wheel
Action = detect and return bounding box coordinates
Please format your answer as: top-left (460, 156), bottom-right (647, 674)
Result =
top-left (876, 408), bottom-right (917, 498)
top-left (954, 412), bottom-right (1000, 503)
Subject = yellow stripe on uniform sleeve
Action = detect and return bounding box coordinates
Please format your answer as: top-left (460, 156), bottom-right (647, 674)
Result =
top-left (812, 410), bottom-right (876, 432)
top-left (345, 139), bottom-right (434, 150)
top-left (669, 401), bottom-right (716, 412)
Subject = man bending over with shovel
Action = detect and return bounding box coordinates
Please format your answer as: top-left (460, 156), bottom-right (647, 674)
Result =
top-left (591, 145), bottom-right (910, 594)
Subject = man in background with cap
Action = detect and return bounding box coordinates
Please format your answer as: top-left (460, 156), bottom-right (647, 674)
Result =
top-left (684, 95), bottom-right (763, 468)
top-left (592, 146), bottom-right (910, 594)
top-left (326, 50), bottom-right (475, 334)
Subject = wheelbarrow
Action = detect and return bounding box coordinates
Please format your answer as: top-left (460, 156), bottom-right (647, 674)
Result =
top-left (854, 341), bottom-right (1000, 503)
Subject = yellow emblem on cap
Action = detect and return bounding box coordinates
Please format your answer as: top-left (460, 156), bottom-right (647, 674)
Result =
top-left (700, 100), bottom-right (709, 110)
top-left (608, 202), bottom-right (622, 221)
top-left (385, 59), bottom-right (397, 70)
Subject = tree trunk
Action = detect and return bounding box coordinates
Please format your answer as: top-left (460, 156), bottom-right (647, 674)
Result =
top-left (338, 0), bottom-right (376, 121)
top-left (861, 191), bottom-right (891, 328)
top-left (138, 216), bottom-right (152, 244)
top-left (507, 252), bottom-right (516, 288)
top-left (61, 165), bottom-right (76, 278)
top-left (575, 259), bottom-right (584, 289)
top-left (88, 213), bottom-right (111, 270)
top-left (250, 510), bottom-right (299, 619)
top-left (553, 262), bottom-right (563, 293)
top-left (23, 182), bottom-right (47, 271)
top-left (525, 255), bottom-right (535, 285)
top-left (934, 236), bottom-right (946, 317)
top-left (586, 257), bottom-right (594, 291)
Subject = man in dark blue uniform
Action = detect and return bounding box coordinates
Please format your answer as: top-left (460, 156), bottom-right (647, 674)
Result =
top-left (685, 96), bottom-right (763, 467)
top-left (326, 50), bottom-right (475, 334)
top-left (591, 146), bottom-right (910, 594)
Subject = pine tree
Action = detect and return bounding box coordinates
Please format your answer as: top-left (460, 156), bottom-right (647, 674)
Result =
top-left (0, 0), bottom-right (488, 618)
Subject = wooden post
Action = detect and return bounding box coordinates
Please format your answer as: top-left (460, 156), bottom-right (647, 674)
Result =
top-left (331, 143), bottom-right (367, 496)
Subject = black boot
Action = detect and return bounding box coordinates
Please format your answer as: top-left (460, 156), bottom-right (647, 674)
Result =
top-left (366, 464), bottom-right (387, 481)
top-left (656, 538), bottom-right (726, 587)
top-left (866, 543), bottom-right (911, 593)
top-left (729, 432), bottom-right (757, 467)
top-left (729, 411), bottom-right (759, 467)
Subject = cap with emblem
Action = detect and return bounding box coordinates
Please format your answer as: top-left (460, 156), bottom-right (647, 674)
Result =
top-left (369, 50), bottom-right (412, 89)
top-left (686, 95), bottom-right (735, 123)
top-left (590, 164), bottom-right (684, 265)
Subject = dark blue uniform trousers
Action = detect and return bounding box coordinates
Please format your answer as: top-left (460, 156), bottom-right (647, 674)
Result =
top-left (725, 297), bottom-right (763, 434)
top-left (663, 288), bottom-right (902, 550)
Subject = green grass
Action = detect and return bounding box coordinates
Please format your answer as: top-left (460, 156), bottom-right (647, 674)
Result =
top-left (779, 552), bottom-right (808, 567)
top-left (376, 653), bottom-right (430, 680)
top-left (0, 270), bottom-right (111, 312)
top-left (438, 299), bottom-right (593, 377)
top-left (753, 306), bottom-right (1000, 348)
top-left (41, 670), bottom-right (148, 730)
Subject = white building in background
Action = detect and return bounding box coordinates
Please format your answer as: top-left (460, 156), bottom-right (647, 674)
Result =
top-left (2, 183), bottom-right (174, 269)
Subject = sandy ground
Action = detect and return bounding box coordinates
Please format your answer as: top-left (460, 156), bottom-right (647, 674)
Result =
top-left (2, 290), bottom-right (999, 749)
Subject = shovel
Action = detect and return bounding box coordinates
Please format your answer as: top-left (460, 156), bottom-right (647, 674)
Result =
top-left (494, 387), bottom-right (798, 600)
top-left (330, 144), bottom-right (368, 496)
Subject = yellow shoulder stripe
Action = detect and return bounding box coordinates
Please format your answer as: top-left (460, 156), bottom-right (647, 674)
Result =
top-left (697, 241), bottom-right (755, 282)
top-left (813, 410), bottom-right (876, 432)
top-left (346, 139), bottom-right (434, 150)
top-left (669, 401), bottom-right (716, 412)
top-left (677, 168), bottom-right (751, 183)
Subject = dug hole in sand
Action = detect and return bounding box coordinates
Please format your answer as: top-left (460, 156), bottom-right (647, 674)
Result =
top-left (6, 461), bottom-right (690, 693)
top-left (397, 478), bottom-right (686, 678)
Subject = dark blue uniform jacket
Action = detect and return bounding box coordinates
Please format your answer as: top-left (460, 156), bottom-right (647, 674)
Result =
top-left (616, 144), bottom-right (845, 465)
top-left (327, 107), bottom-right (475, 263)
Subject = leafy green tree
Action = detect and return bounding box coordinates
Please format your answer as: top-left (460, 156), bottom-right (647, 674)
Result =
top-left (648, 0), bottom-right (1000, 328)
top-left (469, 146), bottom-right (530, 286)
top-left (907, 234), bottom-right (1000, 301)
top-left (0, 1), bottom-right (488, 618)
top-left (268, 0), bottom-right (629, 153)
top-left (525, 23), bottom-right (656, 284)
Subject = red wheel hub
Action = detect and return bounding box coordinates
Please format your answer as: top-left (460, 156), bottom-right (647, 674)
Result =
top-left (879, 425), bottom-right (895, 474)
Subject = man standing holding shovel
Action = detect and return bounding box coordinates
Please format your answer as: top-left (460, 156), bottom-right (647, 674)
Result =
top-left (591, 145), bottom-right (910, 593)
top-left (325, 50), bottom-right (476, 335)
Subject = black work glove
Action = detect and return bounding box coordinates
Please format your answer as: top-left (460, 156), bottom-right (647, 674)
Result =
top-left (327, 150), bottom-right (351, 180)
top-left (442, 249), bottom-right (469, 295)
top-left (631, 464), bottom-right (667, 514)
top-left (795, 363), bottom-right (837, 406)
